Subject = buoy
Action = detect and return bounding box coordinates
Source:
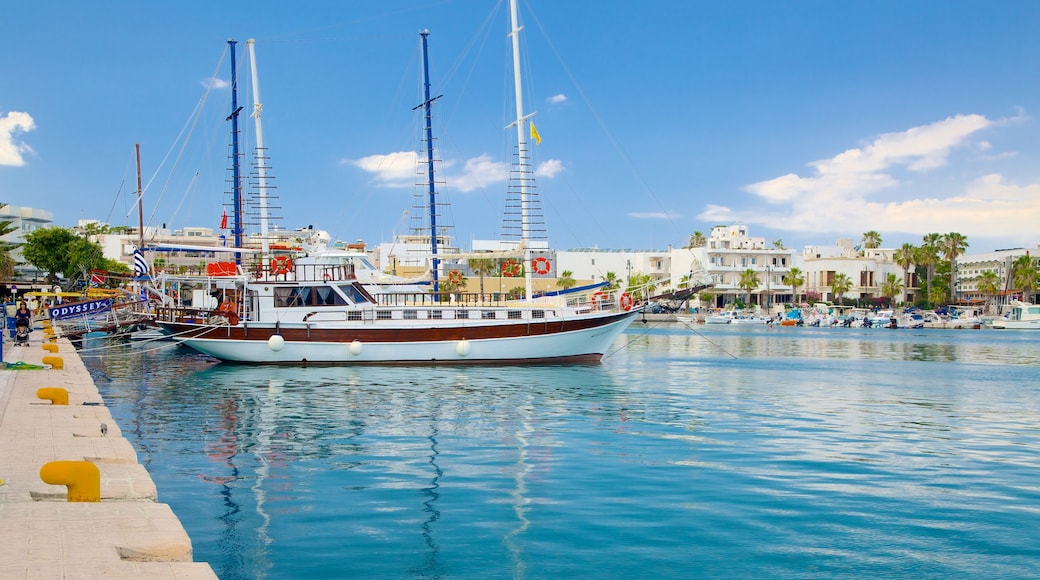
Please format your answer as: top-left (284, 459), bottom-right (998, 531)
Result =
top-left (40, 461), bottom-right (100, 502)
top-left (42, 355), bottom-right (64, 370)
top-left (349, 340), bottom-right (363, 355)
top-left (456, 339), bottom-right (471, 357)
top-left (42, 343), bottom-right (58, 352)
top-left (268, 334), bottom-right (285, 352)
top-left (37, 387), bottom-right (69, 405)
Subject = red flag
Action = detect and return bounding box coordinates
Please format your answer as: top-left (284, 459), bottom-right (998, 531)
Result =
top-left (220, 208), bottom-right (228, 229)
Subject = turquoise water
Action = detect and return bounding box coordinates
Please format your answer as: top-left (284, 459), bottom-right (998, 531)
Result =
top-left (84, 324), bottom-right (1040, 579)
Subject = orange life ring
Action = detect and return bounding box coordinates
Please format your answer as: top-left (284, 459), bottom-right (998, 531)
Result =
top-left (271, 255), bottom-right (293, 276)
top-left (532, 256), bottom-right (551, 275)
top-left (448, 270), bottom-right (463, 284)
top-left (619, 292), bottom-right (634, 311)
top-left (502, 260), bottom-right (521, 278)
top-left (590, 291), bottom-right (606, 310)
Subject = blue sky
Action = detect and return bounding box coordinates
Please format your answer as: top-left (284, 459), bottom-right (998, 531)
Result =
top-left (3, 1), bottom-right (1040, 253)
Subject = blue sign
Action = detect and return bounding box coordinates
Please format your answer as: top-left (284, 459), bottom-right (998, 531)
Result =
top-left (48, 298), bottom-right (114, 320)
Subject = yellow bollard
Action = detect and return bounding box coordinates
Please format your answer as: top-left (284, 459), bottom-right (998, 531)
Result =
top-left (37, 387), bottom-right (69, 405)
top-left (40, 461), bottom-right (100, 502)
top-left (42, 343), bottom-right (58, 353)
top-left (41, 355), bottom-right (64, 370)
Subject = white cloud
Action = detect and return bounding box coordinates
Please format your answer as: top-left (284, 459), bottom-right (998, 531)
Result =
top-left (536, 159), bottom-right (564, 178)
top-left (548, 94), bottom-right (567, 104)
top-left (700, 114), bottom-right (1039, 239)
top-left (0, 111), bottom-right (36, 166)
top-left (345, 151), bottom-right (419, 187)
top-left (629, 211), bottom-right (679, 220)
top-left (201, 77), bottom-right (229, 90)
top-left (449, 154), bottom-right (509, 192)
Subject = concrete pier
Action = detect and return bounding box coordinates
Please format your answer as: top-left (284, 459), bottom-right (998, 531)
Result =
top-left (0, 331), bottom-right (216, 578)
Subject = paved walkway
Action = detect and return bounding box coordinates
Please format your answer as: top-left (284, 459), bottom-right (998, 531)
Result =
top-left (0, 328), bottom-right (216, 579)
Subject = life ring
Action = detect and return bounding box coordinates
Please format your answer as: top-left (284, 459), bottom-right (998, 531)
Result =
top-left (271, 255), bottom-right (293, 276)
top-left (502, 259), bottom-right (521, 278)
top-left (590, 291), bottom-right (606, 310)
top-left (448, 270), bottom-right (463, 284)
top-left (619, 292), bottom-right (634, 312)
top-left (532, 256), bottom-right (551, 275)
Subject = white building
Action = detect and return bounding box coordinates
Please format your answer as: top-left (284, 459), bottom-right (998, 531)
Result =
top-left (956, 246), bottom-right (1039, 307)
top-left (799, 239), bottom-right (911, 304)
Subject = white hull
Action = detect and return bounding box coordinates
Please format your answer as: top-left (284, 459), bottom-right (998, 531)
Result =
top-left (176, 313), bottom-right (636, 364)
top-left (992, 319), bottom-right (1040, 330)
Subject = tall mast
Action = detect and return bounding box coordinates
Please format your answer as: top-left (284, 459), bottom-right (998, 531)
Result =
top-left (508, 0), bottom-right (534, 301)
top-left (418, 30), bottom-right (443, 295)
top-left (247, 38), bottom-right (271, 257)
top-left (228, 38), bottom-right (244, 263)
top-left (135, 143), bottom-right (144, 251)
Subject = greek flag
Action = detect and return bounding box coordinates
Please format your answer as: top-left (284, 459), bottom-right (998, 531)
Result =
top-left (133, 248), bottom-right (149, 277)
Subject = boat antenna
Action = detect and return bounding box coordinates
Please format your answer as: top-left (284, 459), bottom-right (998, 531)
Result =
top-left (247, 39), bottom-right (271, 258)
top-left (228, 38), bottom-right (244, 264)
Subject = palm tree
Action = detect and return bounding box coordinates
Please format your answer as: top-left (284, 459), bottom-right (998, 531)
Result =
top-left (686, 231), bottom-right (706, 249)
top-left (893, 242), bottom-right (916, 304)
top-left (1012, 255), bottom-right (1039, 302)
top-left (602, 272), bottom-right (621, 291)
top-left (738, 268), bottom-right (759, 306)
top-left (941, 232), bottom-right (969, 303)
top-left (556, 269), bottom-right (576, 291)
top-left (772, 239), bottom-right (785, 249)
top-left (918, 233), bottom-right (942, 306)
top-left (468, 257), bottom-right (498, 300)
top-left (0, 203), bottom-right (20, 279)
top-left (881, 273), bottom-right (903, 306)
top-left (831, 272), bottom-right (852, 304)
top-left (783, 267), bottom-right (805, 304)
top-left (976, 270), bottom-right (1000, 314)
top-left (861, 230), bottom-right (883, 249)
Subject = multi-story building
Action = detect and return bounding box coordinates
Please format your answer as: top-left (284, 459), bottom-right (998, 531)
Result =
top-left (0, 204), bottom-right (54, 280)
top-left (799, 239), bottom-right (911, 304)
top-left (956, 247), bottom-right (1039, 308)
top-left (685, 225), bottom-right (795, 308)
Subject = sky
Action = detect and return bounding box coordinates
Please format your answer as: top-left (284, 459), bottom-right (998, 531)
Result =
top-left (3, 0), bottom-right (1040, 254)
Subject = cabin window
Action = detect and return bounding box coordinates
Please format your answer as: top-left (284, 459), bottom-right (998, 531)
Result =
top-left (339, 285), bottom-right (370, 304)
top-left (430, 310), bottom-right (443, 320)
top-left (532, 310), bottom-right (545, 319)
top-left (455, 310), bottom-right (469, 320)
top-left (376, 310), bottom-right (392, 320)
top-left (508, 310), bottom-right (522, 320)
top-left (273, 287), bottom-right (307, 307)
top-left (482, 310), bottom-right (496, 320)
top-left (404, 310), bottom-right (418, 320)
top-left (347, 311), bottom-right (362, 321)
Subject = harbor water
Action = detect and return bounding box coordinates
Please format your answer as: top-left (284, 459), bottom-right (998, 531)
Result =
top-left (82, 323), bottom-right (1040, 579)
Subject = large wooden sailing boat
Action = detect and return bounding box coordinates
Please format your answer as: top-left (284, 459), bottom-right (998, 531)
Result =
top-left (155, 14), bottom-right (640, 365)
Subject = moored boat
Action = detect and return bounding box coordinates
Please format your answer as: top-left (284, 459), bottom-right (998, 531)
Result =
top-left (991, 301), bottom-right (1040, 329)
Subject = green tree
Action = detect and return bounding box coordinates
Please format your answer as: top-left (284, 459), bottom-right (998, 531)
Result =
top-left (917, 233), bottom-right (942, 307)
top-left (976, 270), bottom-right (1000, 313)
top-left (861, 230), bottom-right (883, 249)
top-left (602, 272), bottom-right (621, 291)
top-left (22, 227), bottom-right (84, 283)
top-left (626, 272), bottom-right (656, 301)
top-left (831, 272), bottom-right (852, 304)
top-left (881, 272), bottom-right (903, 305)
top-left (66, 236), bottom-right (109, 285)
top-left (772, 239), bottom-right (785, 249)
top-left (686, 231), bottom-right (706, 248)
top-left (783, 267), bottom-right (805, 304)
top-left (738, 268), bottom-right (759, 306)
top-left (893, 242), bottom-right (916, 304)
top-left (941, 232), bottom-right (969, 302)
top-left (1012, 255), bottom-right (1039, 300)
top-left (556, 269), bottom-right (577, 291)
top-left (468, 257), bottom-right (498, 300)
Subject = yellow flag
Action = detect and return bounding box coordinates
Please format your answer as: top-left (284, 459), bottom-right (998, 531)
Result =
top-left (530, 121), bottom-right (542, 145)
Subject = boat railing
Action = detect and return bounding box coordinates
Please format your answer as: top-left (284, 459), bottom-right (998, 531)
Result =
top-left (252, 261), bottom-right (355, 283)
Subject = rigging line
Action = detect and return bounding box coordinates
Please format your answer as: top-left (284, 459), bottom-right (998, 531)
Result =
top-left (673, 317), bottom-right (740, 359)
top-left (522, 5), bottom-right (679, 235)
top-left (146, 48), bottom-right (229, 232)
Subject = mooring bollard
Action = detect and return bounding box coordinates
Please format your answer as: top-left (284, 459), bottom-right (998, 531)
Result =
top-left (40, 461), bottom-right (101, 502)
top-left (41, 343), bottom-right (58, 353)
top-left (41, 355), bottom-right (63, 370)
top-left (36, 387), bottom-right (69, 405)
